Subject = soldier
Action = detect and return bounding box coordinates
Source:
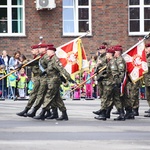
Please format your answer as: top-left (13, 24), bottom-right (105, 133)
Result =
top-left (26, 43), bottom-right (52, 118)
top-left (16, 44), bottom-right (41, 117)
top-left (93, 45), bottom-right (107, 115)
top-left (144, 43), bottom-right (150, 117)
top-left (95, 48), bottom-right (125, 121)
top-left (113, 46), bottom-right (134, 119)
top-left (128, 80), bottom-right (141, 116)
top-left (33, 46), bottom-right (76, 121)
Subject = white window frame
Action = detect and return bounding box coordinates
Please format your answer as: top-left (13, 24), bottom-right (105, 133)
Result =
top-left (63, 0), bottom-right (92, 36)
top-left (0, 0), bottom-right (25, 37)
top-left (128, 0), bottom-right (150, 36)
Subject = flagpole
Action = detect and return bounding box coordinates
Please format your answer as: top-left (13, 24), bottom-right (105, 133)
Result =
top-left (57, 31), bottom-right (90, 49)
top-left (122, 33), bottom-right (150, 56)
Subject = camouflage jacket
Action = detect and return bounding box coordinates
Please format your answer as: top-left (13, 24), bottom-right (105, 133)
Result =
top-left (96, 53), bottom-right (107, 70)
top-left (46, 54), bottom-right (72, 82)
top-left (28, 55), bottom-right (41, 77)
top-left (144, 53), bottom-right (150, 86)
top-left (39, 53), bottom-right (49, 75)
top-left (103, 58), bottom-right (119, 85)
top-left (115, 56), bottom-right (126, 82)
top-left (96, 53), bottom-right (107, 80)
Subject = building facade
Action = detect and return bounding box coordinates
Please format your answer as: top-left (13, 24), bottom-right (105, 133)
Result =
top-left (0, 0), bottom-right (150, 59)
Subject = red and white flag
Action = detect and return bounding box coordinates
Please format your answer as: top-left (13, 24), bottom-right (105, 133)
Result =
top-left (122, 40), bottom-right (148, 83)
top-left (56, 38), bottom-right (88, 74)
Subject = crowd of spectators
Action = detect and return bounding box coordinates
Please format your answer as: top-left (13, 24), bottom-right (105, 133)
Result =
top-left (0, 50), bottom-right (32, 100)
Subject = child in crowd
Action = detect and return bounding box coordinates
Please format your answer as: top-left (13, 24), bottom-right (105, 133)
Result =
top-left (17, 68), bottom-right (28, 98)
top-left (83, 71), bottom-right (93, 99)
top-left (7, 67), bottom-right (17, 99)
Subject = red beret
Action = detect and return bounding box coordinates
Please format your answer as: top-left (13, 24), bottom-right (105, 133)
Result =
top-left (114, 45), bottom-right (122, 48)
top-left (98, 45), bottom-right (106, 50)
top-left (47, 44), bottom-right (54, 47)
top-left (38, 43), bottom-right (47, 48)
top-left (47, 46), bottom-right (56, 51)
top-left (145, 43), bottom-right (150, 47)
top-left (106, 48), bottom-right (115, 54)
top-left (114, 46), bottom-right (123, 51)
top-left (31, 45), bottom-right (39, 49)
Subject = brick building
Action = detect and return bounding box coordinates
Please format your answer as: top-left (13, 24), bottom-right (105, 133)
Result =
top-left (0, 0), bottom-right (150, 59)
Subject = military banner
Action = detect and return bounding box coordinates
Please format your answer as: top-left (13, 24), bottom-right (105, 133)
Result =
top-left (56, 38), bottom-right (88, 74)
top-left (122, 39), bottom-right (148, 83)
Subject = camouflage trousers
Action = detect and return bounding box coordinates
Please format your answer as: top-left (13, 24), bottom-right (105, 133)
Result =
top-left (101, 84), bottom-right (123, 110)
top-left (33, 75), bottom-right (47, 110)
top-left (106, 87), bottom-right (133, 111)
top-left (98, 81), bottom-right (103, 98)
top-left (26, 76), bottom-right (40, 109)
top-left (42, 76), bottom-right (66, 112)
top-left (145, 86), bottom-right (150, 107)
top-left (128, 82), bottom-right (140, 109)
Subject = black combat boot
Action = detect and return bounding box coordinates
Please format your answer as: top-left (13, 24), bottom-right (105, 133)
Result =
top-left (93, 109), bottom-right (102, 115)
top-left (33, 108), bottom-right (46, 120)
top-left (124, 107), bottom-right (135, 119)
top-left (56, 110), bottom-right (68, 121)
top-left (145, 108), bottom-right (150, 113)
top-left (133, 107), bottom-right (139, 116)
top-left (114, 109), bottom-right (125, 121)
top-left (27, 107), bottom-right (38, 118)
top-left (16, 107), bottom-right (29, 117)
top-left (106, 107), bottom-right (112, 119)
top-left (47, 108), bottom-right (58, 119)
top-left (94, 109), bottom-right (107, 121)
top-left (45, 109), bottom-right (51, 118)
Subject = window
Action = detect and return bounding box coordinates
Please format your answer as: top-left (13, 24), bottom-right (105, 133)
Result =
top-left (128, 0), bottom-right (150, 35)
top-left (0, 0), bottom-right (25, 37)
top-left (63, 0), bottom-right (92, 36)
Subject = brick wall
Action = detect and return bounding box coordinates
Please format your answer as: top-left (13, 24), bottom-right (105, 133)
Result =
top-left (0, 0), bottom-right (149, 59)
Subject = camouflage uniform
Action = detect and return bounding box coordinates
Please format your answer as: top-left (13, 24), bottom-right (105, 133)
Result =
top-left (26, 53), bottom-right (50, 118)
top-left (34, 54), bottom-right (73, 120)
top-left (96, 52), bottom-right (107, 98)
top-left (16, 55), bottom-right (41, 117)
top-left (127, 79), bottom-right (141, 116)
top-left (42, 55), bottom-right (72, 110)
top-left (33, 53), bottom-right (49, 109)
top-left (92, 53), bottom-right (107, 115)
top-left (114, 56), bottom-right (133, 119)
top-left (26, 55), bottom-right (41, 109)
top-left (144, 53), bottom-right (150, 117)
top-left (95, 57), bottom-right (124, 120)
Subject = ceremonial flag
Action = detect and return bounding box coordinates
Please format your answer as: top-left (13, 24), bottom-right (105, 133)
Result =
top-left (122, 39), bottom-right (148, 83)
top-left (56, 38), bottom-right (88, 74)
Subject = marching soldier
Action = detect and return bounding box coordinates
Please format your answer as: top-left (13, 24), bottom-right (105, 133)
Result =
top-left (127, 79), bottom-right (141, 116)
top-left (113, 46), bottom-right (134, 119)
top-left (33, 45), bottom-right (76, 120)
top-left (95, 48), bottom-right (125, 121)
top-left (16, 44), bottom-right (41, 117)
top-left (144, 43), bottom-right (150, 117)
top-left (26, 43), bottom-right (52, 118)
top-left (93, 45), bottom-right (107, 115)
